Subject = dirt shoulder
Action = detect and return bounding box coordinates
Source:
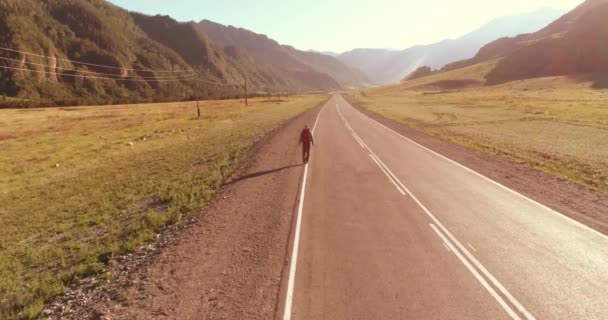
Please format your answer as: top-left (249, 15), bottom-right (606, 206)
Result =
top-left (45, 100), bottom-right (326, 320)
top-left (347, 99), bottom-right (608, 236)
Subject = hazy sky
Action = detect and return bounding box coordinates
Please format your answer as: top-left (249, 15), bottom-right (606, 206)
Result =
top-left (108, 0), bottom-right (584, 52)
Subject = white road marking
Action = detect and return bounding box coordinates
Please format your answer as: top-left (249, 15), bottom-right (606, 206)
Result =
top-left (282, 99), bottom-right (326, 320)
top-left (369, 154), bottom-right (406, 195)
top-left (338, 102), bottom-right (535, 320)
top-left (430, 224), bottom-right (522, 320)
top-left (442, 242), bottom-right (452, 253)
top-left (351, 131), bottom-right (366, 147)
top-left (339, 95), bottom-right (608, 241)
top-left (352, 133), bottom-right (365, 148)
top-left (468, 242), bottom-right (478, 252)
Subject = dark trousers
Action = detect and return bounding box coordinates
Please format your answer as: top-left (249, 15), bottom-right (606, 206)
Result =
top-left (302, 143), bottom-right (311, 163)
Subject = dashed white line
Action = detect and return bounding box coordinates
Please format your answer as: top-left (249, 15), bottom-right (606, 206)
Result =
top-left (430, 224), bottom-right (522, 320)
top-left (468, 242), bottom-right (477, 252)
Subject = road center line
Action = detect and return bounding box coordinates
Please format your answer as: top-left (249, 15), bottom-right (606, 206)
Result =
top-left (442, 242), bottom-right (452, 253)
top-left (369, 154), bottom-right (406, 195)
top-left (430, 224), bottom-right (521, 320)
top-left (282, 99), bottom-right (326, 320)
top-left (352, 133), bottom-right (365, 148)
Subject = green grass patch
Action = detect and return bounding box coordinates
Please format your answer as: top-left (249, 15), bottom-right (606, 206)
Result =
top-left (0, 95), bottom-right (325, 319)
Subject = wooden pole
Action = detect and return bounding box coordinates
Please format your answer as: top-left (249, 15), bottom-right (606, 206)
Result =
top-left (196, 65), bottom-right (201, 119)
top-left (244, 77), bottom-right (248, 106)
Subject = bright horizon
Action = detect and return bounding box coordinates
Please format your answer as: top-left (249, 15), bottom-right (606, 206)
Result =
top-left (109, 0), bottom-right (584, 53)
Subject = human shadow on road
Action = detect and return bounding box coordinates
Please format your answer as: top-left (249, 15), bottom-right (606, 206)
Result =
top-left (222, 164), bottom-right (302, 186)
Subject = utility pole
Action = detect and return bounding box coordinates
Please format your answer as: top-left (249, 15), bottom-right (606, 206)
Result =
top-left (195, 65), bottom-right (201, 119)
top-left (244, 77), bottom-right (248, 106)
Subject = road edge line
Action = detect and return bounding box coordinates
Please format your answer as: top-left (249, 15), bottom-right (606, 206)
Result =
top-left (282, 99), bottom-right (326, 320)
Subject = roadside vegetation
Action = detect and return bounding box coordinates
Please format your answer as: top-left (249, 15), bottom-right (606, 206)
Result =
top-left (348, 76), bottom-right (608, 193)
top-left (0, 95), bottom-right (325, 319)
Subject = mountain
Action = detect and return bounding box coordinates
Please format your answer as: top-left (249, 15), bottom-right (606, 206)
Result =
top-left (309, 50), bottom-right (340, 57)
top-left (195, 20), bottom-right (369, 88)
top-left (0, 0), bottom-right (196, 104)
top-left (0, 0), bottom-right (344, 106)
top-left (338, 8), bottom-right (566, 85)
top-left (469, 0), bottom-right (608, 85)
top-left (403, 66), bottom-right (434, 81)
top-left (129, 13), bottom-right (314, 92)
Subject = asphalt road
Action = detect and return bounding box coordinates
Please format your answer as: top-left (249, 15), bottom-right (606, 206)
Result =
top-left (281, 94), bottom-right (608, 320)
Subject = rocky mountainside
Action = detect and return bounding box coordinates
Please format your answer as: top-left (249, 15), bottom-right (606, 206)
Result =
top-left (482, 0), bottom-right (608, 84)
top-left (0, 0), bottom-right (345, 106)
top-left (338, 8), bottom-right (565, 84)
top-left (195, 19), bottom-right (368, 88)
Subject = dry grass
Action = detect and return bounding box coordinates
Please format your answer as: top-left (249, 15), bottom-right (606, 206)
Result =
top-left (371, 59), bottom-right (499, 93)
top-left (348, 76), bottom-right (608, 193)
top-left (0, 95), bottom-right (325, 319)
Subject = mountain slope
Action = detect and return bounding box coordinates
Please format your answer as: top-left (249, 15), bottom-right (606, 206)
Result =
top-left (195, 20), bottom-right (366, 88)
top-left (0, 0), bottom-right (341, 106)
top-left (339, 8), bottom-right (565, 84)
top-left (483, 0), bottom-right (608, 84)
top-left (0, 0), bottom-right (197, 104)
top-left (444, 0), bottom-right (608, 71)
top-left (130, 13), bottom-right (306, 92)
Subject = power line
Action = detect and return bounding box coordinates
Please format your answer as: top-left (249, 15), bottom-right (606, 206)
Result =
top-left (0, 47), bottom-right (292, 97)
top-left (0, 65), bottom-right (195, 82)
top-left (198, 73), bottom-right (241, 85)
top-left (0, 46), bottom-right (194, 74)
top-left (0, 56), bottom-right (196, 80)
top-left (198, 78), bottom-right (241, 87)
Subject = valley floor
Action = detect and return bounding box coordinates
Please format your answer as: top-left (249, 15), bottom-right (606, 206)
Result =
top-left (349, 77), bottom-right (608, 194)
top-left (347, 77), bottom-right (608, 233)
top-left (44, 101), bottom-right (325, 320)
top-left (0, 96), bottom-right (325, 319)
top-left (43, 92), bottom-right (608, 320)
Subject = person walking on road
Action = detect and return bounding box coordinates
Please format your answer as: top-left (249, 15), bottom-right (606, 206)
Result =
top-left (299, 124), bottom-right (315, 164)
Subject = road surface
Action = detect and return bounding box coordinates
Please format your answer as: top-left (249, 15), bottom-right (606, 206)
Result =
top-left (281, 94), bottom-right (608, 320)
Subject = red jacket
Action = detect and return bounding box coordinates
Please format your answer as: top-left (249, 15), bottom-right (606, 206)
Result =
top-left (300, 128), bottom-right (314, 145)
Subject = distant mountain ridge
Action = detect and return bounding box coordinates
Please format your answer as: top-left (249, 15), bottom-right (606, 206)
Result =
top-left (195, 20), bottom-right (369, 88)
top-left (440, 0), bottom-right (608, 85)
top-left (338, 8), bottom-right (566, 84)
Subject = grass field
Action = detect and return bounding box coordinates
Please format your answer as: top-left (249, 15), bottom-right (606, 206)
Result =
top-left (0, 95), bottom-right (325, 319)
top-left (348, 76), bottom-right (608, 193)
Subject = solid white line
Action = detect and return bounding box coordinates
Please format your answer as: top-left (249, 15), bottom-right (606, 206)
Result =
top-left (468, 242), bottom-right (478, 252)
top-left (340, 95), bottom-right (608, 241)
top-left (352, 133), bottom-right (365, 148)
top-left (339, 103), bottom-right (535, 320)
top-left (282, 99), bottom-right (326, 320)
top-left (428, 225), bottom-right (453, 253)
top-left (442, 242), bottom-right (452, 253)
top-left (369, 154), bottom-right (406, 195)
top-left (430, 224), bottom-right (522, 320)
top-left (351, 131), bottom-right (365, 145)
top-left (344, 120), bottom-right (354, 132)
